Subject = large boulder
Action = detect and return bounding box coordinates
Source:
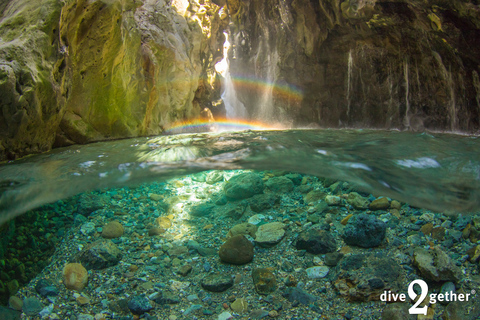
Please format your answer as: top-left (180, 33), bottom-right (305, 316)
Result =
top-left (224, 173), bottom-right (265, 200)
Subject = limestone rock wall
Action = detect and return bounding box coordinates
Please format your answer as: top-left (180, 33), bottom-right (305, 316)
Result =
top-left (0, 0), bottom-right (65, 160)
top-left (0, 0), bottom-right (227, 160)
top-left (227, 0), bottom-right (480, 132)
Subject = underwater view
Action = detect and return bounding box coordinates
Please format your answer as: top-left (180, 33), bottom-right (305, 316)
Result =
top-left (1, 0), bottom-right (480, 319)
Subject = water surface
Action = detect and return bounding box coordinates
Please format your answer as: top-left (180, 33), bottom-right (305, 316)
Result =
top-left (1, 129), bottom-right (479, 224)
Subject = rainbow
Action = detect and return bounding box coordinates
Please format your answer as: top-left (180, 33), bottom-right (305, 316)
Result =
top-left (164, 118), bottom-right (285, 134)
top-left (230, 75), bottom-right (303, 101)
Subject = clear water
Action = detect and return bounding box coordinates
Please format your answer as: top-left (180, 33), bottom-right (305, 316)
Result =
top-left (1, 128), bottom-right (479, 224)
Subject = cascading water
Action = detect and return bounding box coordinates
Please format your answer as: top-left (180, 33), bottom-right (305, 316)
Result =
top-left (403, 59), bottom-right (410, 129)
top-left (346, 50), bottom-right (353, 118)
top-left (256, 49), bottom-right (279, 121)
top-left (215, 32), bottom-right (247, 119)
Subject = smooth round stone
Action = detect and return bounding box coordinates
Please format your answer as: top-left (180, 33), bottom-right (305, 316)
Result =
top-left (63, 263), bottom-right (88, 291)
top-left (306, 266), bottom-right (329, 279)
top-left (219, 235), bottom-right (254, 265)
top-left (101, 220), bottom-right (124, 239)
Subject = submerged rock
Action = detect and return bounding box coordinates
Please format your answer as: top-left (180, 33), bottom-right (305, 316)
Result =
top-left (252, 268), bottom-right (276, 295)
top-left (255, 222), bottom-right (286, 247)
top-left (219, 235), bottom-right (254, 265)
top-left (248, 193), bottom-right (280, 212)
top-left (224, 173), bottom-right (265, 200)
top-left (128, 295), bottom-right (153, 315)
top-left (22, 297), bottom-right (44, 316)
top-left (63, 263), bottom-right (88, 292)
top-left (265, 176), bottom-right (294, 193)
top-left (413, 247), bottom-right (462, 282)
top-left (227, 223), bottom-right (258, 238)
top-left (282, 287), bottom-right (316, 305)
top-left (342, 214), bottom-right (386, 248)
top-left (201, 274), bottom-right (234, 292)
top-left (295, 226), bottom-right (337, 254)
top-left (77, 240), bottom-right (122, 270)
top-left (101, 220), bottom-right (124, 239)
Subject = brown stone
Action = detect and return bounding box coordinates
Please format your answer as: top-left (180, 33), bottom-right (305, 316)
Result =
top-left (177, 264), bottom-right (192, 277)
top-left (156, 217), bottom-right (172, 229)
top-left (76, 296), bottom-right (90, 305)
top-left (341, 214), bottom-right (353, 225)
top-left (102, 221), bottom-right (124, 239)
top-left (369, 197), bottom-right (390, 211)
top-left (63, 263), bottom-right (88, 291)
top-left (431, 227), bottom-right (445, 241)
top-left (148, 227), bottom-right (165, 236)
top-left (390, 200), bottom-right (402, 210)
top-left (230, 298), bottom-right (248, 313)
top-left (227, 223), bottom-right (258, 238)
top-left (252, 268), bottom-right (276, 295)
top-left (420, 223), bottom-right (433, 235)
top-left (219, 235), bottom-right (254, 265)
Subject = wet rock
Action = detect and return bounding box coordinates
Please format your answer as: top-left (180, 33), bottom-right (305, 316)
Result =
top-left (63, 263), bottom-right (88, 291)
top-left (0, 305), bottom-right (21, 320)
top-left (335, 254), bottom-right (404, 301)
top-left (265, 176), bottom-right (294, 193)
top-left (224, 173), bottom-right (264, 200)
top-left (8, 296), bottom-right (22, 311)
top-left (22, 297), bottom-right (44, 316)
top-left (128, 295), bottom-right (153, 314)
top-left (77, 194), bottom-right (107, 216)
top-left (78, 240), bottom-right (122, 270)
top-left (197, 247), bottom-right (217, 256)
top-left (155, 216), bottom-right (172, 229)
top-left (467, 245), bottom-right (480, 263)
top-left (190, 203), bottom-right (216, 217)
top-left (413, 247), bottom-right (462, 282)
top-left (304, 190), bottom-right (326, 204)
top-left (35, 279), bottom-right (59, 297)
top-left (325, 195), bottom-right (341, 206)
top-left (248, 193), bottom-right (280, 212)
top-left (369, 197), bottom-right (390, 210)
top-left (324, 252), bottom-right (344, 266)
top-left (177, 265), bottom-right (193, 276)
top-left (347, 192), bottom-right (369, 209)
top-left (295, 226), bottom-right (337, 254)
top-left (218, 311), bottom-right (234, 320)
top-left (227, 222), bottom-right (258, 238)
top-left (342, 213), bottom-right (386, 248)
top-left (381, 303), bottom-right (415, 320)
top-left (248, 214), bottom-right (266, 225)
top-left (206, 171), bottom-right (224, 184)
top-left (306, 266), bottom-right (329, 279)
top-left (219, 235), bottom-right (254, 265)
top-left (255, 222), bottom-right (286, 247)
top-left (201, 273), bottom-right (234, 292)
top-left (148, 227), bottom-right (165, 236)
top-left (440, 282), bottom-right (456, 305)
top-left (252, 268), bottom-right (276, 295)
top-left (230, 298), bottom-right (248, 313)
top-left (221, 201), bottom-right (248, 219)
top-left (249, 309), bottom-right (269, 319)
top-left (285, 173), bottom-right (302, 185)
top-left (153, 291), bottom-right (180, 305)
top-left (282, 287), bottom-right (316, 305)
top-left (101, 221), bottom-right (124, 239)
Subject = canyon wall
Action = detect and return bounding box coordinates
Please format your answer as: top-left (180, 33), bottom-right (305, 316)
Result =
top-left (1, 0), bottom-right (479, 160)
top-left (0, 0), bottom-right (226, 160)
top-left (227, 0), bottom-right (480, 131)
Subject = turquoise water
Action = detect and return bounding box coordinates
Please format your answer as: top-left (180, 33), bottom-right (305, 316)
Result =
top-left (1, 129), bottom-right (479, 224)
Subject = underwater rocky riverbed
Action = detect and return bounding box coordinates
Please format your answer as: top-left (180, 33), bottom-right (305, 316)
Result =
top-left (1, 168), bottom-right (480, 320)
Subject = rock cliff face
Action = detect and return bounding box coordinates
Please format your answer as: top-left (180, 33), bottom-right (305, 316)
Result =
top-left (0, 0), bottom-right (226, 160)
top-left (1, 0), bottom-right (479, 160)
top-left (227, 0), bottom-right (480, 131)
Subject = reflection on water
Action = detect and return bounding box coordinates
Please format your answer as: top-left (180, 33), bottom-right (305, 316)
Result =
top-left (1, 129), bottom-right (479, 224)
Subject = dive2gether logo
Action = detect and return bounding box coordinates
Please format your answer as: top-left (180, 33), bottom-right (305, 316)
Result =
top-left (380, 279), bottom-right (476, 315)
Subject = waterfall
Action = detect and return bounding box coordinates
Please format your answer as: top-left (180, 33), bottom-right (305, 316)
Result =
top-left (215, 32), bottom-right (247, 119)
top-left (256, 49), bottom-right (279, 121)
top-left (346, 50), bottom-right (353, 118)
top-left (432, 51), bottom-right (456, 131)
top-left (403, 59), bottom-right (410, 129)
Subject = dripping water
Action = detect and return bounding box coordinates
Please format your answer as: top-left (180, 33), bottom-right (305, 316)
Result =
top-left (403, 59), bottom-right (410, 129)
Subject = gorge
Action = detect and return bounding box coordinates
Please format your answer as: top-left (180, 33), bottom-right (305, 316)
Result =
top-left (0, 0), bottom-right (480, 160)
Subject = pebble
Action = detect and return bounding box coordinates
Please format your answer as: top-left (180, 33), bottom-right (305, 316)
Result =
top-left (218, 311), bottom-right (233, 320)
top-left (282, 287), bottom-right (316, 305)
top-left (63, 263), bottom-right (88, 291)
top-left (305, 266), bottom-right (329, 279)
top-left (101, 220), bottom-right (124, 238)
top-left (369, 197), bottom-right (390, 210)
top-left (201, 273), bottom-right (234, 292)
top-left (295, 227), bottom-right (337, 254)
top-left (230, 297), bottom-right (248, 313)
top-left (227, 223), bottom-right (258, 238)
top-left (254, 222), bottom-right (286, 247)
top-left (248, 214), bottom-right (266, 225)
top-left (127, 295), bottom-right (153, 314)
top-left (78, 240), bottom-right (122, 269)
top-left (252, 268), bottom-right (276, 295)
top-left (22, 297), bottom-right (44, 316)
top-left (35, 279), bottom-right (59, 297)
top-left (325, 195), bottom-right (341, 206)
top-left (219, 234), bottom-right (254, 265)
top-left (342, 213), bottom-right (387, 248)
